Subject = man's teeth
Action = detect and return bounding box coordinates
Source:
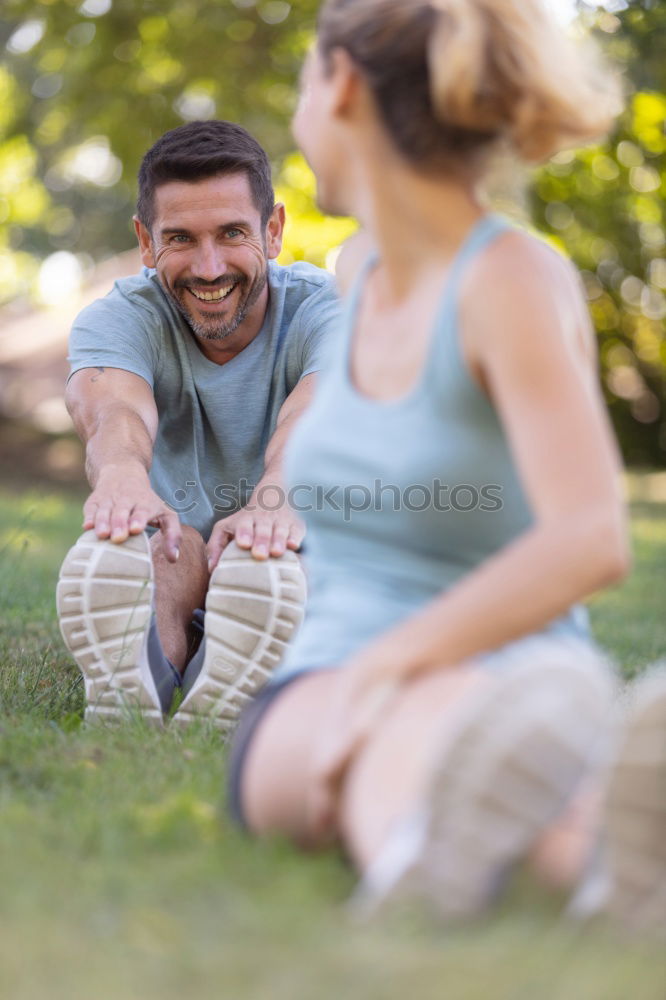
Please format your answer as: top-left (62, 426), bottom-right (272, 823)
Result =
top-left (190, 285), bottom-right (235, 302)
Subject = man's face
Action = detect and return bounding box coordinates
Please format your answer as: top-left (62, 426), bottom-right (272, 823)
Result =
top-left (135, 173), bottom-right (283, 343)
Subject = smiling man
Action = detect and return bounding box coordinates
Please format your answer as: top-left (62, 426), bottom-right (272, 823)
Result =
top-left (57, 120), bottom-right (340, 728)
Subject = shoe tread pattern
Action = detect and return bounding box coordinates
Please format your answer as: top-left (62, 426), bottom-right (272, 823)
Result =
top-left (175, 543), bottom-right (306, 730)
top-left (353, 646), bottom-right (614, 922)
top-left (56, 531), bottom-right (160, 722)
top-left (606, 669), bottom-right (666, 934)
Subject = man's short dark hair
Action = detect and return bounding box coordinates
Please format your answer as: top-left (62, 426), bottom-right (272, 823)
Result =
top-left (136, 120), bottom-right (275, 232)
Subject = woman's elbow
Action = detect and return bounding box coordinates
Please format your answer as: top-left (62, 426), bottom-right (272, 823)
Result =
top-left (583, 508), bottom-right (632, 588)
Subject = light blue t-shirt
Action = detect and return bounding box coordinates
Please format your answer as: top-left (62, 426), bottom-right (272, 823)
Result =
top-left (68, 260), bottom-right (340, 539)
top-left (276, 214), bottom-right (590, 680)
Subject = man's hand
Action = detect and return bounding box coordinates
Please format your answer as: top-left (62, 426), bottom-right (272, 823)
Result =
top-left (83, 463), bottom-right (181, 562)
top-left (66, 368), bottom-right (182, 558)
top-left (206, 486), bottom-right (305, 569)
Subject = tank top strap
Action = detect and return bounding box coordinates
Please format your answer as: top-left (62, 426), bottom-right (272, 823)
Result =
top-left (345, 213), bottom-right (512, 332)
top-left (340, 214), bottom-right (514, 394)
top-left (424, 213), bottom-right (515, 397)
top-left (439, 213), bottom-right (514, 309)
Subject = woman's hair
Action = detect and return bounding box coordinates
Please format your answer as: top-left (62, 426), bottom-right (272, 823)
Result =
top-left (317, 0), bottom-right (623, 171)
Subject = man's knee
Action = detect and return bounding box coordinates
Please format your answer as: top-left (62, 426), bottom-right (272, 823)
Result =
top-left (150, 524), bottom-right (205, 564)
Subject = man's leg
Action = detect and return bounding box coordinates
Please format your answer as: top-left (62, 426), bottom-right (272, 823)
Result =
top-left (150, 526), bottom-right (209, 671)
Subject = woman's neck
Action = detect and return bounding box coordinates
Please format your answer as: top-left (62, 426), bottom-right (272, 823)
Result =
top-left (348, 144), bottom-right (487, 300)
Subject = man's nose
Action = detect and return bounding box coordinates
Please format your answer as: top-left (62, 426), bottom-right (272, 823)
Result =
top-left (192, 241), bottom-right (227, 282)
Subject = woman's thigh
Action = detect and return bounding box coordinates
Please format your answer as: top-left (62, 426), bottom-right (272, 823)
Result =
top-left (238, 668), bottom-right (341, 843)
top-left (238, 663), bottom-right (490, 849)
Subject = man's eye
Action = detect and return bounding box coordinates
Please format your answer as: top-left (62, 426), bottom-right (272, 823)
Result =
top-left (170, 234), bottom-right (190, 244)
top-left (225, 228), bottom-right (243, 239)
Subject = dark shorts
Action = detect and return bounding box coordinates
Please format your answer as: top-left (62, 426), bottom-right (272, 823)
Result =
top-left (227, 670), bottom-right (313, 831)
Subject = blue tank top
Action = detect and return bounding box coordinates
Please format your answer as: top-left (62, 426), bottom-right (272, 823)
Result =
top-left (277, 214), bottom-right (588, 679)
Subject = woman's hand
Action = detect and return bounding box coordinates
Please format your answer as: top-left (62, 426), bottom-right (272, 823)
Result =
top-left (305, 660), bottom-right (400, 841)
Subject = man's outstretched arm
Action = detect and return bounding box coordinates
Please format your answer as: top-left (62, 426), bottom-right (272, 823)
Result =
top-left (206, 372), bottom-right (317, 567)
top-left (66, 366), bottom-right (181, 561)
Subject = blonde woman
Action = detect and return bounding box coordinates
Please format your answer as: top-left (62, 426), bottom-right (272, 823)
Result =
top-left (226, 0), bottom-right (666, 927)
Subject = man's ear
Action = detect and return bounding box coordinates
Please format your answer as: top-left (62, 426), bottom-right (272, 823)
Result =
top-left (133, 216), bottom-right (156, 269)
top-left (265, 203), bottom-right (286, 260)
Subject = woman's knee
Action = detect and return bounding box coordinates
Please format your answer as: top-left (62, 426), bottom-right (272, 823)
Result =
top-left (238, 672), bottom-right (340, 845)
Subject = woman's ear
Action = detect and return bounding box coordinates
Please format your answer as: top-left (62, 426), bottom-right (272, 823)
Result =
top-left (326, 46), bottom-right (362, 118)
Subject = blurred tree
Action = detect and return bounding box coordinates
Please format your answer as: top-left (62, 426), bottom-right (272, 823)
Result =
top-left (0, 0), bottom-right (321, 299)
top-left (531, 0), bottom-right (666, 466)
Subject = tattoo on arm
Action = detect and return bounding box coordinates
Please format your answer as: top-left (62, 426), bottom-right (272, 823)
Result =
top-left (89, 367), bottom-right (106, 383)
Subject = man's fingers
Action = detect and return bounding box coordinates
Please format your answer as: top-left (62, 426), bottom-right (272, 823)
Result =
top-left (233, 513), bottom-right (257, 551)
top-left (127, 504), bottom-right (151, 535)
top-left (92, 503), bottom-right (112, 538)
top-left (109, 507), bottom-right (133, 544)
top-left (206, 525), bottom-right (234, 573)
top-left (269, 523), bottom-right (291, 557)
top-left (286, 519), bottom-right (306, 553)
top-left (250, 519), bottom-right (274, 560)
top-left (151, 510), bottom-right (182, 562)
top-left (82, 499), bottom-right (98, 530)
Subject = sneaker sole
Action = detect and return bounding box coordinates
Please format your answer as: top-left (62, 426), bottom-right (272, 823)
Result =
top-left (56, 530), bottom-right (162, 724)
top-left (352, 643), bottom-right (613, 922)
top-left (606, 668), bottom-right (666, 934)
top-left (173, 543), bottom-right (306, 731)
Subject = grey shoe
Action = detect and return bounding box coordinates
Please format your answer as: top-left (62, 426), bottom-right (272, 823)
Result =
top-left (173, 541), bottom-right (306, 731)
top-left (351, 645), bottom-right (614, 922)
top-left (604, 667), bottom-right (666, 934)
top-left (57, 531), bottom-right (174, 724)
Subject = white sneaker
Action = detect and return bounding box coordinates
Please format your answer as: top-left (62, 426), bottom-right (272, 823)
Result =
top-left (57, 531), bottom-right (164, 724)
top-left (351, 642), bottom-right (614, 922)
top-left (604, 667), bottom-right (666, 935)
top-left (173, 541), bottom-right (306, 731)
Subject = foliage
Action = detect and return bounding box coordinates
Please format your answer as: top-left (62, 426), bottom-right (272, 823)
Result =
top-left (532, 0), bottom-right (666, 466)
top-left (0, 0), bottom-right (321, 296)
top-left (0, 0), bottom-right (664, 463)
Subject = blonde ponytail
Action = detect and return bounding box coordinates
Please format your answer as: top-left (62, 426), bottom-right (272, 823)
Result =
top-left (317, 0), bottom-right (623, 169)
top-left (427, 0), bottom-right (623, 162)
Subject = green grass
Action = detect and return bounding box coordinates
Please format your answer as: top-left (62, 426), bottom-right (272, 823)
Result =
top-left (0, 485), bottom-right (665, 1000)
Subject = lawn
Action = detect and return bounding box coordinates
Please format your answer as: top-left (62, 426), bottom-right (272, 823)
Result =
top-left (0, 483), bottom-right (664, 1000)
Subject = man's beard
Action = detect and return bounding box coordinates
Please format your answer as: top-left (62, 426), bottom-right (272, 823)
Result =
top-left (166, 269), bottom-right (268, 342)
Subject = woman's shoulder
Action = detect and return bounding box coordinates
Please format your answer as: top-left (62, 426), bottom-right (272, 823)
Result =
top-left (462, 223), bottom-right (596, 364)
top-left (334, 230), bottom-right (376, 296)
top-left (472, 223), bottom-right (582, 294)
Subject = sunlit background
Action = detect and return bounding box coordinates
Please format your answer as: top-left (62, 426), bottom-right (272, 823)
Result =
top-left (0, 0), bottom-right (663, 476)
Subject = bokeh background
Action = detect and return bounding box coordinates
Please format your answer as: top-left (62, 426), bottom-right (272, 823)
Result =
top-left (0, 5), bottom-right (665, 997)
top-left (0, 0), bottom-right (664, 489)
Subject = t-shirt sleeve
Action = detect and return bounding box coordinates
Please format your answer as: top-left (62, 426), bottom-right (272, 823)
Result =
top-left (67, 284), bottom-right (161, 389)
top-left (294, 279), bottom-right (342, 378)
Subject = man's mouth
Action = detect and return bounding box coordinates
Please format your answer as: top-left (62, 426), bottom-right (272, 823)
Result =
top-left (186, 282), bottom-right (239, 303)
